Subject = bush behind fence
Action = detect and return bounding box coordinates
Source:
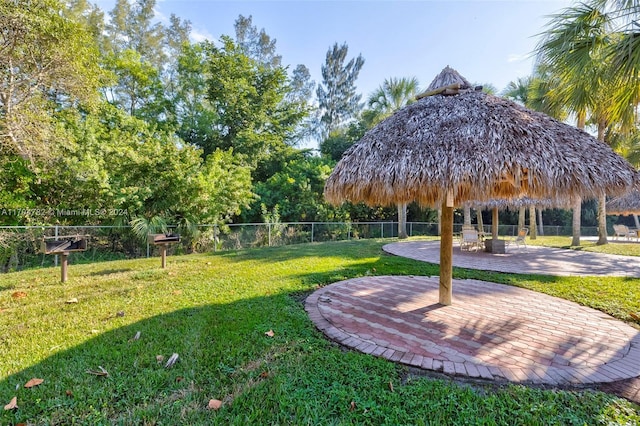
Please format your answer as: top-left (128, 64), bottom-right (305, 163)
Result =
top-left (0, 222), bottom-right (597, 273)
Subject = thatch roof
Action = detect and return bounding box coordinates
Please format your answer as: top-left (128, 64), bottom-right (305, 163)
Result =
top-left (606, 190), bottom-right (640, 215)
top-left (466, 197), bottom-right (564, 211)
top-left (325, 67), bottom-right (636, 208)
top-left (425, 65), bottom-right (473, 91)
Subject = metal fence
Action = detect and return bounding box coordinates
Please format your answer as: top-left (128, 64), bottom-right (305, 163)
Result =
top-left (0, 222), bottom-right (598, 273)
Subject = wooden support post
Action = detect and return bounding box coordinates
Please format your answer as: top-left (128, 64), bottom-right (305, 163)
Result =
top-left (439, 201), bottom-right (453, 305)
top-left (161, 245), bottom-right (167, 269)
top-left (61, 253), bottom-right (68, 283)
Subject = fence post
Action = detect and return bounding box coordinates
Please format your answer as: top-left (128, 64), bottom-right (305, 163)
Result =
top-left (268, 223), bottom-right (271, 247)
top-left (311, 223), bottom-right (314, 243)
top-left (409, 222), bottom-right (413, 237)
top-left (381, 223), bottom-right (384, 239)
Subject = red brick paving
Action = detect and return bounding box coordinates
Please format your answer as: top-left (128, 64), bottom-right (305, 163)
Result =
top-left (306, 271), bottom-right (640, 403)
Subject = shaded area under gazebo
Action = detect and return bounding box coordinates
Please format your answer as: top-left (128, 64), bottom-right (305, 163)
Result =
top-left (306, 273), bottom-right (640, 386)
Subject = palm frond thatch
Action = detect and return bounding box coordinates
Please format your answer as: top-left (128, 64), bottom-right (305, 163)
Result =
top-left (466, 197), bottom-right (565, 211)
top-left (325, 67), bottom-right (636, 208)
top-left (606, 190), bottom-right (640, 215)
top-left (425, 65), bottom-right (473, 91)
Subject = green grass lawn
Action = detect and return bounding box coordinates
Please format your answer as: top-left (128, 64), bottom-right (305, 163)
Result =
top-left (1, 238), bottom-right (639, 424)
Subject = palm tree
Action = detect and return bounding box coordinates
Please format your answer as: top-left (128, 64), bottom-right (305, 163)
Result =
top-left (535, 1), bottom-right (637, 245)
top-left (367, 77), bottom-right (421, 238)
top-left (502, 77), bottom-right (532, 106)
top-left (367, 77), bottom-right (420, 121)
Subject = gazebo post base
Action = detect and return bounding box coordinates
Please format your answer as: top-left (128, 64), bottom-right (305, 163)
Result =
top-left (439, 203), bottom-right (453, 305)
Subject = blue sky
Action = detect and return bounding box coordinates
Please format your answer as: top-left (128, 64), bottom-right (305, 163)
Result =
top-left (95, 0), bottom-right (573, 97)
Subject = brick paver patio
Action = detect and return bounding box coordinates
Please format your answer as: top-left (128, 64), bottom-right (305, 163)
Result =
top-left (305, 241), bottom-right (640, 402)
top-left (383, 240), bottom-right (640, 277)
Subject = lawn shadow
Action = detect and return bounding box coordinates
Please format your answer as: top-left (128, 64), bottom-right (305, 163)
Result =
top-left (0, 291), bottom-right (312, 424)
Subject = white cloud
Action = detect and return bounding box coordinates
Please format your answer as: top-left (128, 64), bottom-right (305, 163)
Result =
top-left (507, 53), bottom-right (528, 63)
top-left (191, 28), bottom-right (215, 43)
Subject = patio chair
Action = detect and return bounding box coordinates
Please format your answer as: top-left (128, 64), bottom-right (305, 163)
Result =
top-left (613, 224), bottom-right (638, 241)
top-left (509, 227), bottom-right (528, 251)
top-left (460, 229), bottom-right (482, 252)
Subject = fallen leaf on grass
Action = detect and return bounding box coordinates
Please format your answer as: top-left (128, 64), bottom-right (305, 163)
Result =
top-left (175, 376), bottom-right (184, 382)
top-left (630, 312), bottom-right (640, 321)
top-left (129, 331), bottom-right (141, 342)
top-left (172, 290), bottom-right (182, 295)
top-left (264, 330), bottom-right (275, 338)
top-left (349, 401), bottom-right (356, 411)
top-left (65, 298), bottom-right (78, 304)
top-left (207, 399), bottom-right (222, 410)
top-left (156, 355), bottom-right (165, 363)
top-left (116, 311), bottom-right (125, 317)
top-left (86, 366), bottom-right (109, 377)
top-left (11, 291), bottom-right (27, 299)
top-left (24, 378), bottom-right (44, 388)
top-left (165, 353), bottom-right (179, 368)
top-left (259, 371), bottom-right (269, 378)
top-left (4, 396), bottom-right (17, 410)
top-left (66, 390), bottom-right (73, 398)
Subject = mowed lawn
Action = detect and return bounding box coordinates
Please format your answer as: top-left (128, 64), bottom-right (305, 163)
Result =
top-left (1, 238), bottom-right (639, 425)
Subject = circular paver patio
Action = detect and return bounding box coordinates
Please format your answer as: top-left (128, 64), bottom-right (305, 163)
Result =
top-left (383, 240), bottom-right (640, 277)
top-left (306, 241), bottom-right (640, 388)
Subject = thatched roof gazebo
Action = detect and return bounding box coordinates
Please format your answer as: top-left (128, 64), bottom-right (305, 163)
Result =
top-left (607, 190), bottom-right (640, 215)
top-left (324, 66), bottom-right (637, 305)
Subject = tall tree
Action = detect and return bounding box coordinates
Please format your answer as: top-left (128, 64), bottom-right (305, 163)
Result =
top-left (316, 43), bottom-right (365, 138)
top-left (233, 15), bottom-right (314, 145)
top-left (102, 0), bottom-right (191, 127)
top-left (535, 2), bottom-right (636, 245)
top-left (0, 0), bottom-right (102, 164)
top-left (172, 43), bottom-right (218, 150)
top-left (102, 48), bottom-right (167, 121)
top-left (234, 14), bottom-right (281, 69)
top-left (105, 0), bottom-right (166, 69)
top-left (204, 37), bottom-right (306, 169)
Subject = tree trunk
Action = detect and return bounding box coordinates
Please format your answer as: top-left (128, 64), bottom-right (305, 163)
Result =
top-left (518, 207), bottom-right (525, 234)
top-left (597, 193), bottom-right (608, 245)
top-left (595, 120), bottom-right (608, 245)
top-left (491, 207), bottom-right (499, 240)
top-left (537, 209), bottom-right (544, 236)
top-left (397, 203), bottom-right (408, 239)
top-left (529, 206), bottom-right (537, 240)
top-left (571, 197), bottom-right (581, 246)
top-left (463, 205), bottom-right (471, 227)
top-left (476, 208), bottom-right (484, 233)
top-left (437, 208), bottom-right (441, 236)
